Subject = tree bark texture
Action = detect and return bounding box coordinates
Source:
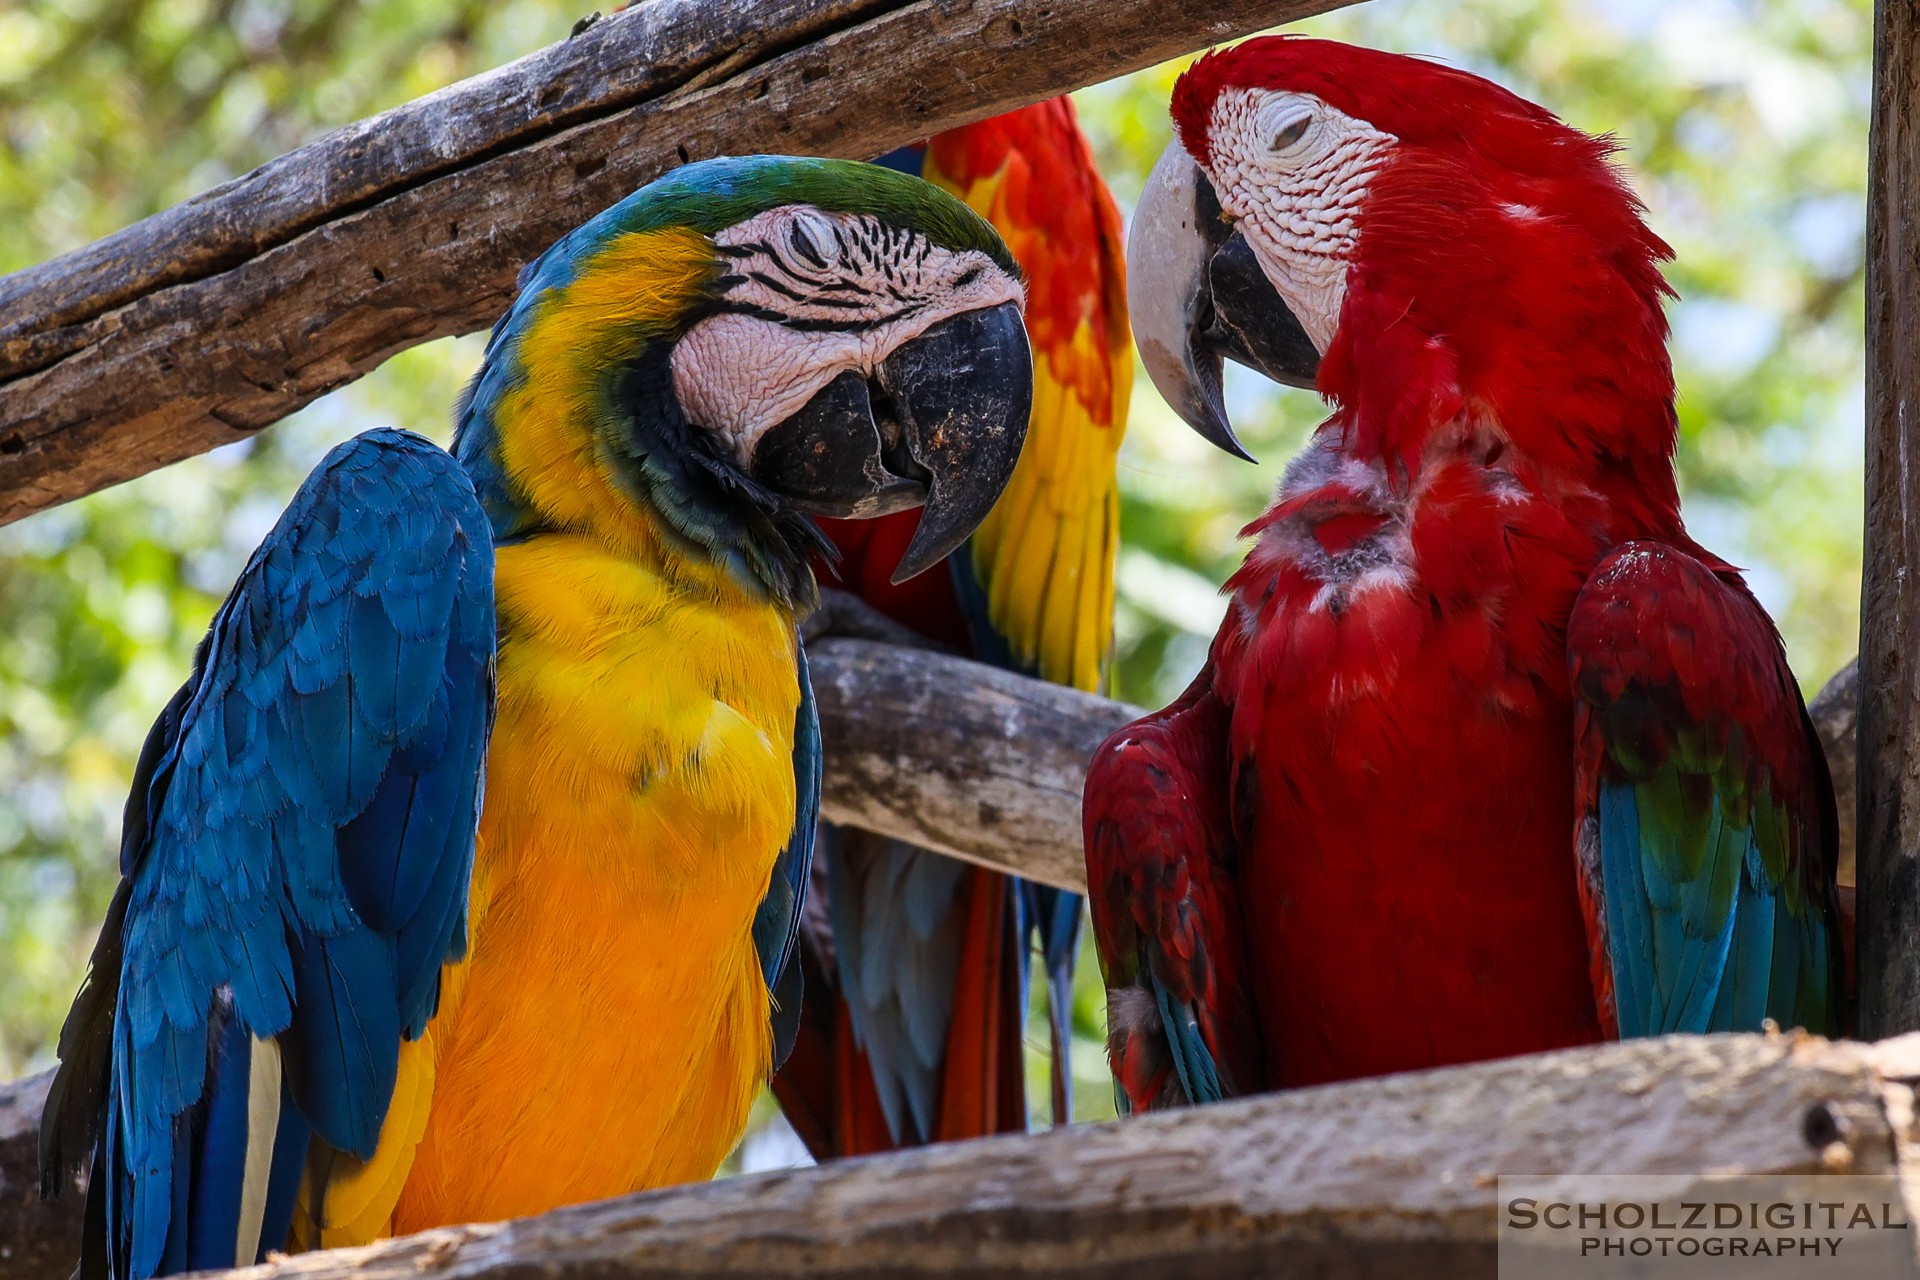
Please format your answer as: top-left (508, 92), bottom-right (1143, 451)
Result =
top-left (1862, 0), bottom-right (1920, 1038)
top-left (0, 0), bottom-right (1353, 526)
top-left (810, 638), bottom-right (1138, 893)
top-left (9, 1033), bottom-right (1920, 1280)
top-left (0, 1072), bottom-right (81, 1280)
top-left (1812, 657), bottom-right (1861, 893)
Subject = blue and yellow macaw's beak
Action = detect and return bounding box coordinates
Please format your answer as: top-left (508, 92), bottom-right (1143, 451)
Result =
top-left (670, 191), bottom-right (1034, 583)
top-left (750, 301), bottom-right (1031, 582)
top-left (1129, 142), bottom-right (1320, 463)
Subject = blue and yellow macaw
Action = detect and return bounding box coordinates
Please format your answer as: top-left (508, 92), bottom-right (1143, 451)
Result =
top-left (39, 155), bottom-right (1034, 1279)
top-left (771, 98), bottom-right (1130, 1156)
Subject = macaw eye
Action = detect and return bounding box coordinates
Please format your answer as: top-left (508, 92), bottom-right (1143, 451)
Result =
top-left (1269, 115), bottom-right (1312, 154)
top-left (787, 210), bottom-right (841, 269)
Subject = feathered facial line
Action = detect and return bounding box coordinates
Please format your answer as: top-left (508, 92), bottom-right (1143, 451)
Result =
top-left (674, 204), bottom-right (1025, 464)
top-left (1177, 37), bottom-right (1560, 170)
top-left (1173, 37), bottom-right (1673, 280)
top-left (1141, 35), bottom-right (1684, 498)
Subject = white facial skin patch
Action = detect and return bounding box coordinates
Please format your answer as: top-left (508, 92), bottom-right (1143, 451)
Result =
top-left (1203, 88), bottom-right (1397, 351)
top-left (671, 205), bottom-right (1025, 463)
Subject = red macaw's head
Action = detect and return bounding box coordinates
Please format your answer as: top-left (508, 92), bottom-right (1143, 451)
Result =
top-left (1132, 36), bottom-right (1680, 498)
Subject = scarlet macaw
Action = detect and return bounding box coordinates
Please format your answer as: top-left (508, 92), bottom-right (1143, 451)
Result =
top-left (40, 156), bottom-right (1035, 1276)
top-left (771, 99), bottom-right (1129, 1155)
top-left (1086, 38), bottom-right (1842, 1111)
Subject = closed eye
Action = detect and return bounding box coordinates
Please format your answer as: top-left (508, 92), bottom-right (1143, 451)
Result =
top-left (789, 221), bottom-right (825, 266)
top-left (1270, 116), bottom-right (1311, 152)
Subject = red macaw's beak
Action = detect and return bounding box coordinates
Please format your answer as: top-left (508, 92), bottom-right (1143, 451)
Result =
top-left (1128, 142), bottom-right (1321, 463)
top-left (749, 300), bottom-right (1033, 583)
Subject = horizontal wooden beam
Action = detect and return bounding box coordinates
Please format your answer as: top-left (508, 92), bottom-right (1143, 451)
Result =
top-left (0, 0), bottom-right (1350, 525)
top-left (8, 1032), bottom-right (1919, 1280)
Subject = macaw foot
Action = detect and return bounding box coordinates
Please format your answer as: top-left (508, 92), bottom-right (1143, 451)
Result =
top-left (800, 587), bottom-right (960, 654)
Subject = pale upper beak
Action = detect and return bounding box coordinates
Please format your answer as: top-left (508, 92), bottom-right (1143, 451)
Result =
top-left (1128, 142), bottom-right (1322, 462)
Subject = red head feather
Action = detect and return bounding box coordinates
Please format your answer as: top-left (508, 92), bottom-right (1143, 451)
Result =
top-left (1174, 37), bottom-right (1683, 535)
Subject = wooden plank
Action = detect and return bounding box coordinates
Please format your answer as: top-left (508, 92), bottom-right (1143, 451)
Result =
top-left (1861, 0), bottom-right (1920, 1038)
top-left (810, 637), bottom-right (1137, 893)
top-left (0, 0), bottom-right (1352, 525)
top-left (7, 1033), bottom-right (1917, 1280)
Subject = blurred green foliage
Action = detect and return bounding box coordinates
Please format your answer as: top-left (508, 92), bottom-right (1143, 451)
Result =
top-left (0, 0), bottom-right (1869, 1171)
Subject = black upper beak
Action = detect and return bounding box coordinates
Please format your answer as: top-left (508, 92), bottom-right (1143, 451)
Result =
top-left (1128, 142), bottom-right (1321, 462)
top-left (748, 300), bottom-right (1032, 583)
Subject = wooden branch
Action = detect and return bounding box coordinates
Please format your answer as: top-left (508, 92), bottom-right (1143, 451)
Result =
top-left (9, 1032), bottom-right (1920, 1280)
top-left (0, 0), bottom-right (1352, 526)
top-left (0, 1072), bottom-right (81, 1280)
top-left (1862, 0), bottom-right (1920, 1038)
top-left (808, 637), bottom-right (1136, 893)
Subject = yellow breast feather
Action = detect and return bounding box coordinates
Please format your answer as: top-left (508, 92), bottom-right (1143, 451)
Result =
top-left (392, 533), bottom-right (800, 1229)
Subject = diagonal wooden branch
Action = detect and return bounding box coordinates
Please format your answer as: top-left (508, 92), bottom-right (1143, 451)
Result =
top-left (811, 638), bottom-right (1138, 892)
top-left (7, 1032), bottom-right (1920, 1280)
top-left (0, 0), bottom-right (1352, 526)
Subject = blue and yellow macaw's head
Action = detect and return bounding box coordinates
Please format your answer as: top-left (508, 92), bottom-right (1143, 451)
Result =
top-left (454, 155), bottom-right (1033, 608)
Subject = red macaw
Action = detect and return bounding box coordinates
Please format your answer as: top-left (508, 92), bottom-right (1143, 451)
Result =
top-left (772, 98), bottom-right (1130, 1154)
top-left (1086, 37), bottom-right (1842, 1111)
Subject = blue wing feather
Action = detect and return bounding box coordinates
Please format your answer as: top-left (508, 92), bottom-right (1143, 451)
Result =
top-left (253, 1080), bottom-right (310, 1266)
top-left (1021, 881), bottom-right (1084, 1119)
top-left (756, 642), bottom-right (819, 1072)
top-left (1569, 542), bottom-right (1840, 1040)
top-left (42, 429), bottom-right (495, 1280)
top-left (872, 145), bottom-right (930, 178)
top-left (824, 830), bottom-right (969, 1144)
top-left (1151, 985), bottom-right (1223, 1107)
top-left (183, 1011), bottom-right (249, 1272)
